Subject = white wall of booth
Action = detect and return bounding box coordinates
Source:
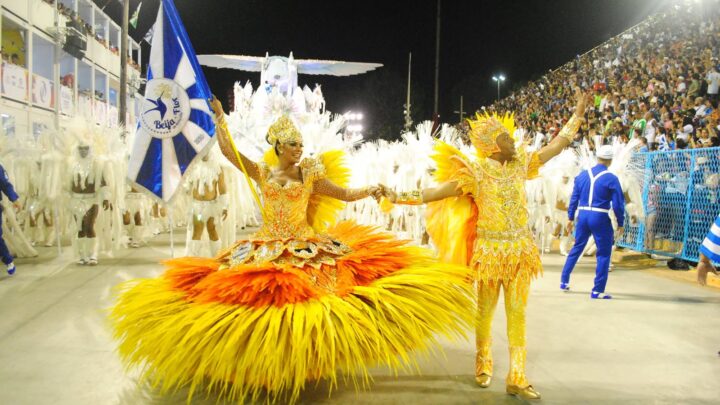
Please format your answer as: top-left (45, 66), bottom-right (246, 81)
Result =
top-left (0, 0), bottom-right (142, 141)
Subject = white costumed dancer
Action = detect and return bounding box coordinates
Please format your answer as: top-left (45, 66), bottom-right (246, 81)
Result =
top-left (0, 134), bottom-right (38, 258)
top-left (67, 124), bottom-right (113, 266)
top-left (1, 199), bottom-right (38, 259)
top-left (184, 148), bottom-right (228, 257)
top-left (538, 148), bottom-right (579, 255)
top-left (552, 173), bottom-right (576, 255)
top-left (123, 186), bottom-right (150, 248)
top-left (526, 177), bottom-right (552, 253)
top-left (26, 158), bottom-right (55, 247)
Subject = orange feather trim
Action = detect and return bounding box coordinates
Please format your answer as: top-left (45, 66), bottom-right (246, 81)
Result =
top-left (162, 221), bottom-right (431, 307)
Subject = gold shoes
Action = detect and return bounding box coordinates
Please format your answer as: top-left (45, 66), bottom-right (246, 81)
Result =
top-left (506, 384), bottom-right (541, 400)
top-left (475, 340), bottom-right (493, 389)
top-left (475, 373), bottom-right (492, 388)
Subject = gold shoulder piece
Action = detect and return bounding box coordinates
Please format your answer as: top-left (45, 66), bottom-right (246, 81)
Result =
top-left (300, 157), bottom-right (326, 183)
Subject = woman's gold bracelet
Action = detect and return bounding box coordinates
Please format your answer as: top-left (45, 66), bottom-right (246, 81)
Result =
top-left (396, 190), bottom-right (423, 205)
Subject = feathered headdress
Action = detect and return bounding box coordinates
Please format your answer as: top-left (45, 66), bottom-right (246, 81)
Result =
top-left (466, 112), bottom-right (516, 157)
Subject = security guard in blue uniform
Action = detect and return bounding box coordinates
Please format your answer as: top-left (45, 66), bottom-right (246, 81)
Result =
top-left (0, 162), bottom-right (21, 275)
top-left (561, 145), bottom-right (625, 299)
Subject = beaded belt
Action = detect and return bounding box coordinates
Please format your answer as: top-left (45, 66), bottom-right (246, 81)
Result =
top-left (475, 228), bottom-right (531, 241)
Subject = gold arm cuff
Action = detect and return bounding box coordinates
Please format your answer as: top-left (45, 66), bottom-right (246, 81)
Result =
top-left (396, 190), bottom-right (423, 205)
top-left (557, 114), bottom-right (584, 143)
top-left (349, 187), bottom-right (370, 200)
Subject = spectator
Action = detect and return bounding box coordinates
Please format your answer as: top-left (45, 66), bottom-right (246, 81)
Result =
top-left (688, 73), bottom-right (701, 98)
top-left (629, 111), bottom-right (647, 140)
top-left (696, 127), bottom-right (713, 148)
top-left (676, 76), bottom-right (687, 95)
top-left (693, 97), bottom-right (709, 120)
top-left (706, 65), bottom-right (720, 102)
top-left (678, 124), bottom-right (694, 142)
top-left (645, 111), bottom-right (658, 149)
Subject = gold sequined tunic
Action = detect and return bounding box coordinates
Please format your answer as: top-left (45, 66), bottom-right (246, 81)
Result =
top-left (449, 147), bottom-right (544, 284)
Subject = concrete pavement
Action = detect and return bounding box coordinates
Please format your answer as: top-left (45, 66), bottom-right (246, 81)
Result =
top-left (0, 231), bottom-right (718, 404)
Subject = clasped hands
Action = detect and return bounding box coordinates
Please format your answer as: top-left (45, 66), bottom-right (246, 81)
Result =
top-left (367, 184), bottom-right (397, 203)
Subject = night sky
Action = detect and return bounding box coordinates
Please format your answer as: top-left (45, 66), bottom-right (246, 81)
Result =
top-left (98, 0), bottom-right (672, 139)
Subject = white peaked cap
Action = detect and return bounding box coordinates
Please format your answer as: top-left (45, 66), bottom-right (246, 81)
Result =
top-left (596, 145), bottom-right (614, 160)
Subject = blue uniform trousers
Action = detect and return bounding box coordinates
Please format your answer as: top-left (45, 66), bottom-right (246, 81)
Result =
top-left (0, 208), bottom-right (13, 265)
top-left (561, 211), bottom-right (614, 293)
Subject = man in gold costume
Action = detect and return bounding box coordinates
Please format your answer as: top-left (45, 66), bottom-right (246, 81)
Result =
top-left (382, 90), bottom-right (590, 399)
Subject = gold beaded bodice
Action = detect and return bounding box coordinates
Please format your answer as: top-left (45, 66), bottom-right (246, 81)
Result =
top-left (254, 168), bottom-right (312, 240)
top-left (253, 159), bottom-right (327, 240)
top-left (257, 180), bottom-right (315, 239)
top-left (221, 157), bottom-right (356, 270)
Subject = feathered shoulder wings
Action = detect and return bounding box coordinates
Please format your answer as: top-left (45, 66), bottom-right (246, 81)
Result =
top-left (426, 141), bottom-right (479, 267)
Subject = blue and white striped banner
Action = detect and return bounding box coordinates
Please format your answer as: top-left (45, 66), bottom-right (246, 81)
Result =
top-left (128, 0), bottom-right (215, 202)
top-left (700, 214), bottom-right (720, 263)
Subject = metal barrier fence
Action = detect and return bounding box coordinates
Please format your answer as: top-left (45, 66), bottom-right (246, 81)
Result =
top-left (617, 147), bottom-right (720, 263)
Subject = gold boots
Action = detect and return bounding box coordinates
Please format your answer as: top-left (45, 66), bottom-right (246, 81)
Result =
top-left (506, 384), bottom-right (542, 399)
top-left (474, 340), bottom-right (492, 388)
top-left (505, 346), bottom-right (541, 400)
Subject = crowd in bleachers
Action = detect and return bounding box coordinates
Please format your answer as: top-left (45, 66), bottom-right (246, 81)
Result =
top-left (489, 1), bottom-right (720, 153)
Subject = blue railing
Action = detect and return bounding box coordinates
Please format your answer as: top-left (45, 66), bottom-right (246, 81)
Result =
top-left (617, 147), bottom-right (720, 263)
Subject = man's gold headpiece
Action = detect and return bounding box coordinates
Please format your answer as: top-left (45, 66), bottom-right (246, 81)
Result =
top-left (266, 115), bottom-right (302, 146)
top-left (466, 112), bottom-right (516, 157)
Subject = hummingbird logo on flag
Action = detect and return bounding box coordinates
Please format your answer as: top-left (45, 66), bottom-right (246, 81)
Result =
top-left (145, 96), bottom-right (168, 119)
top-left (128, 0), bottom-right (215, 202)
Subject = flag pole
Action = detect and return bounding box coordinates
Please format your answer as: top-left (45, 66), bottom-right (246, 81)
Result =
top-left (168, 206), bottom-right (174, 257)
top-left (433, 0), bottom-right (441, 117)
top-left (53, 0), bottom-right (62, 254)
top-left (119, 0), bottom-right (130, 136)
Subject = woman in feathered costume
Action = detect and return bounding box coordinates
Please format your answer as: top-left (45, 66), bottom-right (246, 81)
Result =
top-left (382, 90), bottom-right (590, 400)
top-left (110, 99), bottom-right (474, 404)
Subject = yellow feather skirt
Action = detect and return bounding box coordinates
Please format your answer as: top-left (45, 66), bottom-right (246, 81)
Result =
top-left (110, 222), bottom-right (473, 404)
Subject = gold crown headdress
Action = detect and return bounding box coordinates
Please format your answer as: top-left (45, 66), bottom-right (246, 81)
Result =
top-left (263, 115), bottom-right (303, 166)
top-left (466, 112), bottom-right (516, 157)
top-left (266, 115), bottom-right (302, 146)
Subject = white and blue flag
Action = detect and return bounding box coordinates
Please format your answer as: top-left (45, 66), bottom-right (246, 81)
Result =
top-left (700, 214), bottom-right (720, 263)
top-left (128, 0), bottom-right (215, 202)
